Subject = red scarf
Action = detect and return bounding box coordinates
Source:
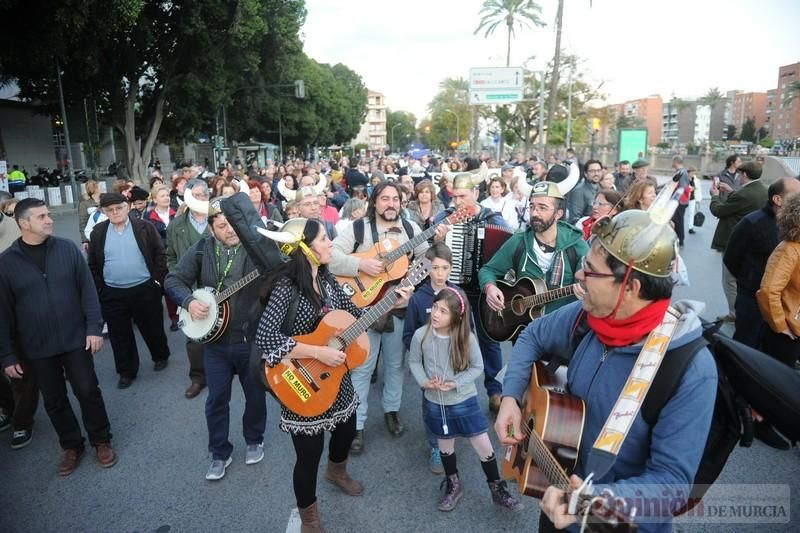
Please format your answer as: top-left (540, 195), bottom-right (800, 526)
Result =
top-left (587, 299), bottom-right (671, 347)
top-left (581, 217), bottom-right (595, 240)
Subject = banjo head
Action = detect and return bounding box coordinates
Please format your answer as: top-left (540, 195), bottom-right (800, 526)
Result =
top-left (179, 288), bottom-right (219, 341)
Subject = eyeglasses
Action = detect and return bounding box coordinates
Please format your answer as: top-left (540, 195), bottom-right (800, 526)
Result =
top-left (580, 256), bottom-right (616, 279)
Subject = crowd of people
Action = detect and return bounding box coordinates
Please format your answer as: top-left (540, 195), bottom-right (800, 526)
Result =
top-left (0, 147), bottom-right (798, 532)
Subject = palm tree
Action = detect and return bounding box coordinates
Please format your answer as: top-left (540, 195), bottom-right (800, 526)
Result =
top-left (474, 0), bottom-right (545, 67)
top-left (783, 81), bottom-right (800, 107)
top-left (545, 0), bottom-right (564, 130)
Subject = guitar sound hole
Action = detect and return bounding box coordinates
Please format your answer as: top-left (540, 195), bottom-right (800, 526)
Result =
top-left (320, 372), bottom-right (330, 380)
top-left (555, 446), bottom-right (577, 463)
top-left (511, 297), bottom-right (526, 316)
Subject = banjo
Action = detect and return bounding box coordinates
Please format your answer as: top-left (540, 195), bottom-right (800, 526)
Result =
top-left (178, 269), bottom-right (261, 343)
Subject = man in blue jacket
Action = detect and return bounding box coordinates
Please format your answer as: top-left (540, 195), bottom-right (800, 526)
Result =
top-left (496, 209), bottom-right (717, 532)
top-left (0, 198), bottom-right (116, 476)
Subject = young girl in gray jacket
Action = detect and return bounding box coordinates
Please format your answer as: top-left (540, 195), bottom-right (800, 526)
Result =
top-left (408, 287), bottom-right (522, 513)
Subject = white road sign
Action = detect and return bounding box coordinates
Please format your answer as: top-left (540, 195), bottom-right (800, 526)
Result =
top-left (469, 67), bottom-right (524, 105)
top-left (469, 67), bottom-right (524, 90)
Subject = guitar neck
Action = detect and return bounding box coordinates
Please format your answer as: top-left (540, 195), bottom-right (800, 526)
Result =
top-left (523, 284), bottom-right (576, 309)
top-left (383, 223), bottom-right (439, 263)
top-left (215, 269), bottom-right (261, 304)
top-left (338, 278), bottom-right (411, 345)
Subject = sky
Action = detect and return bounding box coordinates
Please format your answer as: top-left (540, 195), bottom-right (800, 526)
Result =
top-left (302, 0), bottom-right (800, 122)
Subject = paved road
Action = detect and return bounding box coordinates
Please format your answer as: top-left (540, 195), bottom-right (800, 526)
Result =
top-left (1, 193), bottom-right (797, 532)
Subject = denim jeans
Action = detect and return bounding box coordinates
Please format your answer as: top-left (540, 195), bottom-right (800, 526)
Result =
top-left (203, 342), bottom-right (266, 460)
top-left (351, 316), bottom-right (405, 430)
top-left (469, 296), bottom-right (503, 397)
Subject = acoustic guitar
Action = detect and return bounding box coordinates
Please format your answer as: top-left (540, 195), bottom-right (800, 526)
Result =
top-left (336, 205), bottom-right (477, 307)
top-left (479, 278), bottom-right (576, 342)
top-left (502, 362), bottom-right (639, 532)
top-left (178, 269), bottom-right (261, 343)
top-left (266, 258), bottom-right (431, 417)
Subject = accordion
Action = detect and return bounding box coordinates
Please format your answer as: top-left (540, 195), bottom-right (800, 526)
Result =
top-left (446, 222), bottom-right (514, 291)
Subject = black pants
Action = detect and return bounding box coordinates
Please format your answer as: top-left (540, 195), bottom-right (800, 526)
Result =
top-left (100, 281), bottom-right (170, 378)
top-left (290, 412), bottom-right (357, 509)
top-left (0, 359), bottom-right (39, 431)
top-left (538, 511), bottom-right (566, 532)
top-left (187, 340), bottom-right (206, 385)
top-left (733, 291), bottom-right (766, 349)
top-left (27, 348), bottom-right (111, 450)
top-left (671, 204), bottom-right (687, 246)
top-left (760, 328), bottom-right (800, 367)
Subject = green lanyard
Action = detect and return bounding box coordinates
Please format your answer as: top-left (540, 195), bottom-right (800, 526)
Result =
top-left (214, 243), bottom-right (239, 292)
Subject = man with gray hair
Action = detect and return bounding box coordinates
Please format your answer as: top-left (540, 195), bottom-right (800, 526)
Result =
top-left (166, 178), bottom-right (211, 398)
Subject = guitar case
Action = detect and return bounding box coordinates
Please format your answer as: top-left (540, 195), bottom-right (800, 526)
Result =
top-left (710, 333), bottom-right (800, 443)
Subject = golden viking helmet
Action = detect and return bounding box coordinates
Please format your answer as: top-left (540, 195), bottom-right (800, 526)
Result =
top-left (255, 218), bottom-right (320, 266)
top-left (184, 179), bottom-right (250, 218)
top-left (592, 208), bottom-right (678, 278)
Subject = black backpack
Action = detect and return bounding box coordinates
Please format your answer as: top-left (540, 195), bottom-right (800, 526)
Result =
top-left (554, 313), bottom-right (751, 516)
top-left (351, 217), bottom-right (415, 253)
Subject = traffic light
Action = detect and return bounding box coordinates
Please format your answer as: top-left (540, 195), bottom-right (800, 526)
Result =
top-left (592, 118), bottom-right (600, 132)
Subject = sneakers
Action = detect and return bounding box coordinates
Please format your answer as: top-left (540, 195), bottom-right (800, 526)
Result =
top-left (488, 480), bottom-right (524, 510)
top-left (0, 413), bottom-right (10, 432)
top-left (438, 473), bottom-right (463, 511)
top-left (11, 428), bottom-right (33, 449)
top-left (350, 430), bottom-right (364, 454)
top-left (754, 421), bottom-right (790, 450)
top-left (206, 457), bottom-right (233, 480)
top-left (429, 447), bottom-right (444, 474)
top-left (153, 359), bottom-right (168, 371)
top-left (245, 443), bottom-right (264, 465)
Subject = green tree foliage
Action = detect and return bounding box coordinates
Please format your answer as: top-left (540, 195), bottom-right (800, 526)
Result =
top-left (782, 80), bottom-right (800, 107)
top-left (0, 0), bottom-right (290, 182)
top-left (760, 137), bottom-right (775, 149)
top-left (740, 117), bottom-right (756, 143)
top-left (725, 124), bottom-right (737, 141)
top-left (386, 110), bottom-right (417, 152)
top-left (503, 54), bottom-right (602, 153)
top-left (700, 87), bottom-right (724, 111)
top-left (474, 0), bottom-right (545, 67)
top-left (425, 78), bottom-right (470, 152)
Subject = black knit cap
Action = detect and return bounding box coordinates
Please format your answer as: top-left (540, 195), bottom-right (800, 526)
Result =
top-left (129, 186), bottom-right (149, 202)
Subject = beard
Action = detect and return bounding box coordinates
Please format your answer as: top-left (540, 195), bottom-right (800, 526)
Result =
top-left (378, 208), bottom-right (398, 222)
top-left (530, 212), bottom-right (557, 233)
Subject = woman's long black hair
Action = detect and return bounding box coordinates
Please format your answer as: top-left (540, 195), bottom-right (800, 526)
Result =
top-left (260, 218), bottom-right (327, 310)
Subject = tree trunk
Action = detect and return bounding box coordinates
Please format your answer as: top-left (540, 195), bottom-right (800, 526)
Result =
top-left (506, 18), bottom-right (512, 67)
top-left (119, 83), bottom-right (168, 186)
top-left (546, 0), bottom-right (564, 130)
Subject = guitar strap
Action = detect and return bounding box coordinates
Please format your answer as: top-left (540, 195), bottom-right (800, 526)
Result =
top-left (585, 306), bottom-right (682, 480)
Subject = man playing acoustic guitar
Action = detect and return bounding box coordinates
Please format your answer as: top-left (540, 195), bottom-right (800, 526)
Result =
top-left (496, 206), bottom-right (717, 532)
top-left (329, 181), bottom-right (429, 452)
top-left (478, 174), bottom-right (588, 342)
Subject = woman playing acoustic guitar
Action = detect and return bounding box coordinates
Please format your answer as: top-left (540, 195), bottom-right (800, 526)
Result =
top-left (255, 217), bottom-right (410, 532)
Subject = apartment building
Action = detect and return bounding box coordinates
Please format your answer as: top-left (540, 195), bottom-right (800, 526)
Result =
top-left (772, 62), bottom-right (800, 142)
top-left (731, 92), bottom-right (768, 130)
top-left (352, 90), bottom-right (387, 152)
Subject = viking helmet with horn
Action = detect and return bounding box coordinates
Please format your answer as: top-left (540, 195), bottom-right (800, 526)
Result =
top-left (530, 161), bottom-right (580, 200)
top-left (591, 182), bottom-right (680, 277)
top-left (277, 175), bottom-right (327, 203)
top-left (256, 218), bottom-right (321, 266)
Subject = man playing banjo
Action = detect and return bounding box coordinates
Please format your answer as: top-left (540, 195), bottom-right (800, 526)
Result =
top-left (164, 188), bottom-right (267, 481)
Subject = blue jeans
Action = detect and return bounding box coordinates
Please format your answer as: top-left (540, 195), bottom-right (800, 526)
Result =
top-left (351, 316), bottom-right (405, 430)
top-left (203, 342), bottom-right (266, 460)
top-left (471, 300), bottom-right (503, 397)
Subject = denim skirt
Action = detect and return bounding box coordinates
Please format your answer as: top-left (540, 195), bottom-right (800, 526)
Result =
top-left (423, 396), bottom-right (489, 439)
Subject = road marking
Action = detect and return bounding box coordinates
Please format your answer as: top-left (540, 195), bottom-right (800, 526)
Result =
top-left (285, 507), bottom-right (301, 533)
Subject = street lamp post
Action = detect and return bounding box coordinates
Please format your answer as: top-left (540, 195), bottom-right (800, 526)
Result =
top-left (443, 109), bottom-right (460, 144)
top-left (391, 123), bottom-right (402, 153)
